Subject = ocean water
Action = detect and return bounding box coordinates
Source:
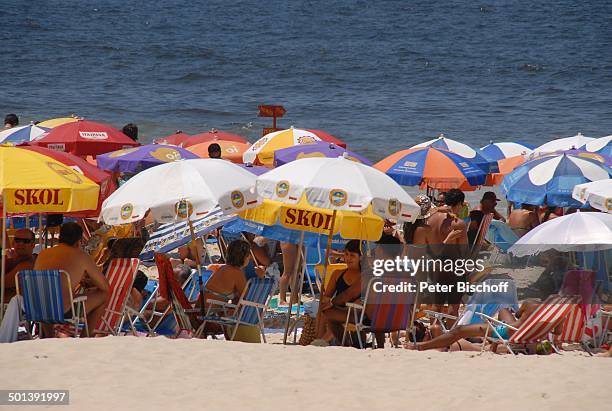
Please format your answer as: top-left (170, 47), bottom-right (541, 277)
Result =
top-left (2, 0), bottom-right (612, 162)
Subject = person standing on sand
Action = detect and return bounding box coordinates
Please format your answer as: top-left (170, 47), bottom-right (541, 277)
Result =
top-left (34, 222), bottom-right (110, 337)
top-left (4, 113), bottom-right (18, 129)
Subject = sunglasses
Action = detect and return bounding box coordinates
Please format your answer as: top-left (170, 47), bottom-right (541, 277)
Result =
top-left (14, 238), bottom-right (33, 244)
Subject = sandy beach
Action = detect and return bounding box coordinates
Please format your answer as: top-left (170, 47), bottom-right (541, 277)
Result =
top-left (1, 335), bottom-right (608, 411)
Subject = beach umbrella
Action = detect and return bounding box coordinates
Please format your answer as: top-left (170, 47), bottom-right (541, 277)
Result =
top-left (0, 124), bottom-right (49, 144)
top-left (20, 146), bottom-right (116, 216)
top-left (273, 142), bottom-right (371, 167)
top-left (480, 141), bottom-right (534, 160)
top-left (501, 152), bottom-right (612, 207)
top-left (486, 155), bottom-right (528, 186)
top-left (153, 131), bottom-right (192, 146)
top-left (530, 133), bottom-right (594, 158)
top-left (572, 179), bottom-right (612, 213)
top-left (184, 129), bottom-right (247, 147)
top-left (187, 140), bottom-right (250, 163)
top-left (374, 146), bottom-right (488, 190)
top-left (302, 129), bottom-right (346, 148)
top-left (28, 120), bottom-right (139, 156)
top-left (100, 159), bottom-right (260, 314)
top-left (37, 116), bottom-right (80, 128)
top-left (243, 127), bottom-right (324, 166)
top-left (0, 146), bottom-right (100, 317)
top-left (97, 144), bottom-right (199, 174)
top-left (238, 164), bottom-right (270, 176)
top-left (584, 135), bottom-right (612, 157)
top-left (509, 212), bottom-right (612, 257)
top-left (412, 134), bottom-right (498, 173)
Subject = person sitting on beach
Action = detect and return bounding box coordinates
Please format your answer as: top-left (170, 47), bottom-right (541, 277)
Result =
top-left (539, 205), bottom-right (561, 223)
top-left (508, 204), bottom-right (539, 237)
top-left (433, 192), bottom-right (446, 207)
top-left (207, 143), bottom-right (222, 159)
top-left (122, 123), bottom-right (138, 141)
top-left (34, 222), bottom-right (110, 337)
top-left (317, 240), bottom-right (365, 344)
top-left (474, 191), bottom-right (506, 222)
top-left (1, 229), bottom-right (36, 304)
top-left (406, 302), bottom-right (542, 352)
top-left (4, 113), bottom-right (18, 129)
top-left (169, 238), bottom-right (206, 269)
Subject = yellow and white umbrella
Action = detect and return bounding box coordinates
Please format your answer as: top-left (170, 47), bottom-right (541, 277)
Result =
top-left (37, 116), bottom-right (80, 129)
top-left (242, 127), bottom-right (321, 166)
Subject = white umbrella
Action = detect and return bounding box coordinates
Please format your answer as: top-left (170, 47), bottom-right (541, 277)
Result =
top-left (584, 135), bottom-right (612, 156)
top-left (101, 159), bottom-right (259, 225)
top-left (509, 211), bottom-right (612, 256)
top-left (530, 133), bottom-right (594, 158)
top-left (572, 179), bottom-right (612, 213)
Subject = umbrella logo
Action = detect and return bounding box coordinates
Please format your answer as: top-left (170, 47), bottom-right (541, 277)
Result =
top-left (230, 190), bottom-right (245, 208)
top-left (388, 199), bottom-right (400, 216)
top-left (151, 147), bottom-right (182, 162)
top-left (607, 199), bottom-right (611, 211)
top-left (275, 181), bottom-right (290, 198)
top-left (46, 162), bottom-right (83, 184)
top-left (175, 200), bottom-right (193, 219)
top-left (329, 189), bottom-right (347, 207)
top-left (109, 147), bottom-right (139, 157)
top-left (79, 131), bottom-right (109, 140)
top-left (403, 161), bottom-right (417, 168)
top-left (120, 203), bottom-right (133, 220)
top-left (459, 162), bottom-right (469, 168)
top-left (48, 143), bottom-right (66, 152)
top-left (296, 152), bottom-right (326, 160)
top-left (251, 137), bottom-right (269, 151)
top-left (297, 136), bottom-right (318, 145)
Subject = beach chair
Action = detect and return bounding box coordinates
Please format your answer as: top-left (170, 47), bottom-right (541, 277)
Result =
top-left (342, 277), bottom-right (415, 349)
top-left (470, 212), bottom-right (494, 257)
top-left (94, 258), bottom-right (154, 336)
top-left (16, 270), bottom-right (88, 338)
top-left (477, 294), bottom-right (584, 355)
top-left (194, 277), bottom-right (276, 342)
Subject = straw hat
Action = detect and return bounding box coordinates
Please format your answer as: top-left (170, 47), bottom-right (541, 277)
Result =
top-left (415, 194), bottom-right (434, 220)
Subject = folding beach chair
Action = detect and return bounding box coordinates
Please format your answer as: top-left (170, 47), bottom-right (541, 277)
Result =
top-left (342, 277), bottom-right (415, 349)
top-left (470, 212), bottom-right (494, 257)
top-left (16, 270), bottom-right (88, 338)
top-left (477, 294), bottom-right (583, 355)
top-left (94, 258), bottom-right (155, 336)
top-left (195, 277), bottom-right (276, 342)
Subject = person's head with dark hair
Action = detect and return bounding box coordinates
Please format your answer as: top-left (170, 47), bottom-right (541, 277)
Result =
top-left (12, 229), bottom-right (35, 258)
top-left (132, 270), bottom-right (148, 293)
top-left (208, 143), bottom-right (222, 159)
top-left (343, 239), bottom-right (362, 271)
top-left (59, 222), bottom-right (84, 247)
top-left (434, 192), bottom-right (446, 207)
top-left (225, 239), bottom-right (251, 267)
top-left (480, 191), bottom-right (500, 213)
top-left (4, 113), bottom-right (18, 128)
top-left (122, 123), bottom-right (138, 141)
top-left (444, 188), bottom-right (465, 214)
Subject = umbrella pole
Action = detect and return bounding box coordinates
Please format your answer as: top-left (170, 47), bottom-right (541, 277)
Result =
top-left (1, 194), bottom-right (6, 321)
top-left (315, 210), bottom-right (337, 338)
top-left (187, 218), bottom-right (207, 318)
top-left (283, 231), bottom-right (304, 344)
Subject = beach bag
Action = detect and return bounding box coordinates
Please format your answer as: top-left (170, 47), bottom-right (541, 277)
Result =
top-left (299, 315), bottom-right (317, 346)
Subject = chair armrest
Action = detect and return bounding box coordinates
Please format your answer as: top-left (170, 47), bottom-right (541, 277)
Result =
top-left (207, 300), bottom-right (237, 309)
top-left (475, 312), bottom-right (519, 331)
top-left (345, 302), bottom-right (364, 310)
top-left (73, 296), bottom-right (88, 303)
top-left (420, 309), bottom-right (458, 321)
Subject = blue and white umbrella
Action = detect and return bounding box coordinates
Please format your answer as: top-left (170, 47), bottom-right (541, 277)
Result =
top-left (0, 124), bottom-right (49, 144)
top-left (530, 133), bottom-right (594, 158)
top-left (584, 135), bottom-right (612, 157)
top-left (412, 134), bottom-right (498, 173)
top-left (480, 141), bottom-right (534, 161)
top-left (501, 152), bottom-right (612, 207)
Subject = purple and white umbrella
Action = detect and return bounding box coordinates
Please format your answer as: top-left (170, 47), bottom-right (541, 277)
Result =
top-left (273, 142), bottom-right (372, 167)
top-left (97, 144), bottom-right (199, 174)
top-left (584, 135), bottom-right (612, 157)
top-left (0, 124), bottom-right (49, 144)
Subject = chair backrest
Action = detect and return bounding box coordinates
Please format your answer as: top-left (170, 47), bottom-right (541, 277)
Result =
top-left (458, 278), bottom-right (519, 326)
top-left (184, 269), bottom-right (213, 301)
top-left (364, 277), bottom-right (414, 333)
top-left (509, 295), bottom-right (582, 344)
top-left (235, 278), bottom-right (276, 326)
top-left (470, 213), bottom-right (494, 256)
top-left (155, 253), bottom-right (194, 331)
top-left (554, 303), bottom-right (586, 343)
top-left (485, 220), bottom-right (519, 253)
top-left (95, 258), bottom-right (140, 333)
top-left (17, 270), bottom-right (68, 323)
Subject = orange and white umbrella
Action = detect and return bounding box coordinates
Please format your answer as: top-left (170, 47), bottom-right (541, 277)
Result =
top-left (187, 140), bottom-right (250, 163)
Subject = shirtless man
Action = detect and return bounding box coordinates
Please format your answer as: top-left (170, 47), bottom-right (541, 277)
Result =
top-left (508, 204), bottom-right (540, 237)
top-left (34, 222), bottom-right (109, 337)
top-left (2, 229), bottom-right (36, 303)
top-left (474, 191), bottom-right (506, 222)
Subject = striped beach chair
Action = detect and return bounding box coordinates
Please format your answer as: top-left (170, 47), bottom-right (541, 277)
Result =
top-left (94, 258), bottom-right (154, 336)
top-left (195, 277), bottom-right (276, 342)
top-left (16, 270), bottom-right (88, 338)
top-left (478, 294), bottom-right (583, 355)
top-left (343, 277), bottom-right (415, 348)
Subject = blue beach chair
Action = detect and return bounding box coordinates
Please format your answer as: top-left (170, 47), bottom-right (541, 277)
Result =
top-left (16, 270), bottom-right (88, 338)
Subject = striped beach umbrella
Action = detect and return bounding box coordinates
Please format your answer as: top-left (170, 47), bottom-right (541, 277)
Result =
top-left (480, 141), bottom-right (534, 160)
top-left (584, 135), bottom-right (612, 157)
top-left (243, 127), bottom-right (322, 166)
top-left (412, 134), bottom-right (498, 173)
top-left (572, 179), bottom-right (612, 213)
top-left (501, 152), bottom-right (612, 207)
top-left (0, 124), bottom-right (49, 144)
top-left (531, 133), bottom-right (595, 158)
top-left (374, 146), bottom-right (487, 190)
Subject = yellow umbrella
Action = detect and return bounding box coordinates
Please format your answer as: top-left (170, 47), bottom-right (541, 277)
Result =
top-left (37, 116), bottom-right (80, 129)
top-left (242, 127), bottom-right (321, 166)
top-left (0, 145), bottom-right (100, 317)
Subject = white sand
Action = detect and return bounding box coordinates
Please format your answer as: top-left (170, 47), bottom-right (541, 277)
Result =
top-left (1, 335), bottom-right (609, 411)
